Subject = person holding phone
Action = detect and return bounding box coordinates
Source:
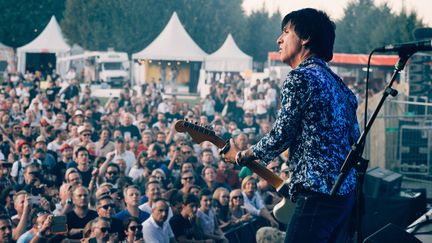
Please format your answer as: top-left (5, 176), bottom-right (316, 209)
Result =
top-left (96, 195), bottom-right (125, 241)
top-left (88, 217), bottom-right (111, 243)
top-left (123, 217), bottom-right (143, 243)
top-left (17, 209), bottom-right (52, 243)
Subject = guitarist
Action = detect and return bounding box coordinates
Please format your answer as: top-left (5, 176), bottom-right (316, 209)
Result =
top-left (221, 8), bottom-right (359, 243)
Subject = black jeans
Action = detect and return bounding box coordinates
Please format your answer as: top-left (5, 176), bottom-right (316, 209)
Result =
top-left (285, 190), bottom-right (355, 243)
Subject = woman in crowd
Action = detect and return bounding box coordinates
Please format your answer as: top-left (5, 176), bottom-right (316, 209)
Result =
top-left (212, 187), bottom-right (232, 231)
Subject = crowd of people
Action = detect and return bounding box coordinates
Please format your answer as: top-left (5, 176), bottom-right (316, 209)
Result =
top-left (0, 69), bottom-right (288, 242)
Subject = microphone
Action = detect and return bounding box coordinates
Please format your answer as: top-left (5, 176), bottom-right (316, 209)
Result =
top-left (374, 40), bottom-right (432, 53)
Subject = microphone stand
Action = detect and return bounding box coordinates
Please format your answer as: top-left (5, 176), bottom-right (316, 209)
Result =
top-left (330, 50), bottom-right (415, 243)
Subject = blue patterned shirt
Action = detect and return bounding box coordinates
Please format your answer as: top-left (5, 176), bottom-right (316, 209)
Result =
top-left (252, 57), bottom-right (359, 197)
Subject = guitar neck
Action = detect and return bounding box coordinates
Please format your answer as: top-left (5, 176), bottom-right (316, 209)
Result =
top-left (173, 120), bottom-right (286, 193)
top-left (246, 160), bottom-right (285, 191)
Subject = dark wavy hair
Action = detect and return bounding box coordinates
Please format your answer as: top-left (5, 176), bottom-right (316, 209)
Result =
top-left (281, 8), bottom-right (335, 62)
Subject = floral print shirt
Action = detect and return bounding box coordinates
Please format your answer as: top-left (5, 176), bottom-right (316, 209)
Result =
top-left (252, 57), bottom-right (359, 197)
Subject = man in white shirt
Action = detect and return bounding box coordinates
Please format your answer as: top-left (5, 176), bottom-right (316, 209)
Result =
top-left (142, 199), bottom-right (176, 243)
top-left (139, 181), bottom-right (173, 220)
top-left (107, 137), bottom-right (136, 175)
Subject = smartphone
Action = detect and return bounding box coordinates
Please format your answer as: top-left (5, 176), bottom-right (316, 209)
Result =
top-left (29, 195), bottom-right (41, 205)
top-left (135, 229), bottom-right (143, 241)
top-left (51, 215), bottom-right (67, 234)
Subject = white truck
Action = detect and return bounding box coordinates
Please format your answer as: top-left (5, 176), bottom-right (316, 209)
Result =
top-left (57, 50), bottom-right (130, 87)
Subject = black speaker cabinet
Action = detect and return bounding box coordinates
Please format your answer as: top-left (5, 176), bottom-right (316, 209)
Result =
top-left (363, 223), bottom-right (421, 243)
top-left (364, 167), bottom-right (402, 197)
top-left (362, 188), bottom-right (427, 238)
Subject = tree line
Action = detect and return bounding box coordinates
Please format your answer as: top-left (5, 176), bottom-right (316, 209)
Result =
top-left (0, 0), bottom-right (425, 64)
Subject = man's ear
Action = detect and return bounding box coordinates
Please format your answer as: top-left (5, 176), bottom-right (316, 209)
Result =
top-left (301, 38), bottom-right (310, 46)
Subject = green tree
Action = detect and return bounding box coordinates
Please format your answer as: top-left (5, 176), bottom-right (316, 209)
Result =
top-left (0, 0), bottom-right (65, 48)
top-left (335, 0), bottom-right (424, 54)
top-left (243, 7), bottom-right (281, 64)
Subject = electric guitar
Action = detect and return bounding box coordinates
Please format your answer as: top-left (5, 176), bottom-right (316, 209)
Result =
top-left (174, 120), bottom-right (294, 224)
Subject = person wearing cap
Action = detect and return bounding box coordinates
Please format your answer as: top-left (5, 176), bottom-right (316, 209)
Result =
top-left (70, 125), bottom-right (94, 149)
top-left (20, 120), bottom-right (36, 143)
top-left (105, 137), bottom-right (136, 176)
top-left (52, 143), bottom-right (73, 187)
top-left (11, 140), bottom-right (40, 184)
top-left (34, 135), bottom-right (56, 171)
top-left (71, 109), bottom-right (84, 126)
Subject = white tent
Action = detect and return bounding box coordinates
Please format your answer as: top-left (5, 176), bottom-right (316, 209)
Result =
top-left (204, 33), bottom-right (252, 72)
top-left (0, 42), bottom-right (15, 72)
top-left (132, 12), bottom-right (207, 61)
top-left (17, 16), bottom-right (70, 73)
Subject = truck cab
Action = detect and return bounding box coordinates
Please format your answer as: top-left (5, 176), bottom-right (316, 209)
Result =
top-left (95, 52), bottom-right (130, 87)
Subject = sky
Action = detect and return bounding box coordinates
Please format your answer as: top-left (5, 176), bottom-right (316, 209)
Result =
top-left (242, 0), bottom-right (432, 27)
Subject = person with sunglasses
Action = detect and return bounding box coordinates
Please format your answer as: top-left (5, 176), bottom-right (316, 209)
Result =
top-left (88, 217), bottom-right (111, 243)
top-left (96, 195), bottom-right (125, 241)
top-left (123, 217), bottom-right (143, 243)
top-left (229, 189), bottom-right (252, 226)
top-left (142, 198), bottom-right (176, 243)
top-left (178, 170), bottom-right (196, 196)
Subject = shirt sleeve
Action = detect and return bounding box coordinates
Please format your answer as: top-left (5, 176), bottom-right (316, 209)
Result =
top-left (252, 70), bottom-right (310, 164)
top-left (242, 192), bottom-right (261, 216)
top-left (10, 162), bottom-right (18, 177)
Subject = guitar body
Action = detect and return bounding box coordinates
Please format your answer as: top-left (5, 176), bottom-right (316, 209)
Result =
top-left (273, 196), bottom-right (295, 225)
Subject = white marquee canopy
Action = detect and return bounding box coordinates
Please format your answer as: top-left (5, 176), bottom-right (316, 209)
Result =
top-left (17, 16), bottom-right (71, 73)
top-left (132, 12), bottom-right (207, 62)
top-left (204, 33), bottom-right (252, 72)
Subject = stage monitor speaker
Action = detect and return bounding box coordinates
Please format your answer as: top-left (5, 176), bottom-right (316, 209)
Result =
top-left (363, 223), bottom-right (421, 243)
top-left (364, 167), bottom-right (402, 197)
top-left (362, 188), bottom-right (427, 238)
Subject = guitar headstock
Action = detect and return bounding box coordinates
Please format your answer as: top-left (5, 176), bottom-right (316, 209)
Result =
top-left (174, 120), bottom-right (225, 148)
